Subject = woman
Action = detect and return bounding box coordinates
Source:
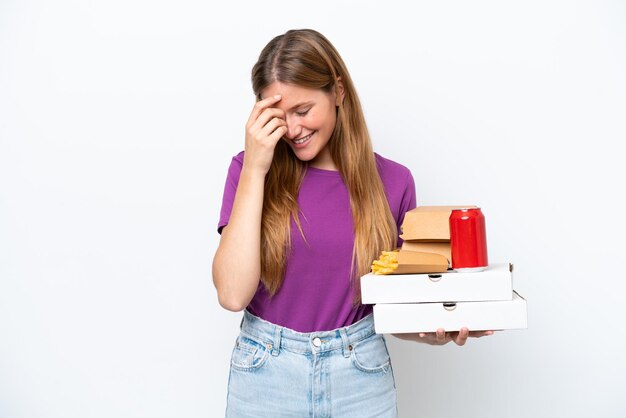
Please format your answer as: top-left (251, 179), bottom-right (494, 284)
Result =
top-left (213, 29), bottom-right (491, 417)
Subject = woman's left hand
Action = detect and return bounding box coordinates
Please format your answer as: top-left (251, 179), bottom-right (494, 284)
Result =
top-left (393, 328), bottom-right (494, 346)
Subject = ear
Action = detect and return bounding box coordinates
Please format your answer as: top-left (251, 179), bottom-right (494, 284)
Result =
top-left (335, 77), bottom-right (345, 106)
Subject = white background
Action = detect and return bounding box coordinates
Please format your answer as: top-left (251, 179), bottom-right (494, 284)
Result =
top-left (1, 1), bottom-right (625, 417)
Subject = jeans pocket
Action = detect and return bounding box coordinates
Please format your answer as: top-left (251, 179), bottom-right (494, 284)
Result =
top-left (350, 335), bottom-right (392, 374)
top-left (230, 334), bottom-right (270, 372)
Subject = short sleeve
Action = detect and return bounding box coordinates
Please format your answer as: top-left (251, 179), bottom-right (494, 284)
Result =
top-left (217, 152), bottom-right (245, 234)
top-left (396, 170), bottom-right (417, 247)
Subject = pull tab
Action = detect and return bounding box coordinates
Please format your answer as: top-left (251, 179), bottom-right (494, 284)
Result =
top-left (428, 274), bottom-right (442, 282)
top-left (443, 302), bottom-right (457, 311)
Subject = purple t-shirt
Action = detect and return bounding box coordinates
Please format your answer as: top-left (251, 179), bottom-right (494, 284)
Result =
top-left (218, 151), bottom-right (416, 332)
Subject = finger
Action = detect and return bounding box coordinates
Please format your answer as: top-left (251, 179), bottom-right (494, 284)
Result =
top-left (455, 328), bottom-right (469, 346)
top-left (249, 107), bottom-right (286, 133)
top-left (469, 330), bottom-right (494, 338)
top-left (267, 124), bottom-right (289, 145)
top-left (247, 95), bottom-right (283, 126)
top-left (436, 328), bottom-right (446, 344)
top-left (419, 333), bottom-right (426, 338)
top-left (260, 116), bottom-right (288, 138)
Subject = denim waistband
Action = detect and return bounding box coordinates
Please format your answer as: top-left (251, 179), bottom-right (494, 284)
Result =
top-left (240, 310), bottom-right (377, 357)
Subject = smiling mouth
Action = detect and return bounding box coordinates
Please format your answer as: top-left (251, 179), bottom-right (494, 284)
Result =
top-left (292, 131), bottom-right (314, 145)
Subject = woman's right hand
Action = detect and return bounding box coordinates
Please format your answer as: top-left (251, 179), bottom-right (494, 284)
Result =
top-left (244, 94), bottom-right (288, 175)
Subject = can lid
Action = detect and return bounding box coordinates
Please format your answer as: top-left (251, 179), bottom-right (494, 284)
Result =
top-left (451, 207), bottom-right (481, 211)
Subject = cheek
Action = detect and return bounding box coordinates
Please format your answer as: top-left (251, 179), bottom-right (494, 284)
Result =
top-left (312, 110), bottom-right (336, 132)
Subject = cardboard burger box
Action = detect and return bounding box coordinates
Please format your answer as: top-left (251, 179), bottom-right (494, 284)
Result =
top-left (400, 205), bottom-right (478, 264)
top-left (400, 205), bottom-right (477, 242)
top-left (361, 263), bottom-right (514, 304)
top-left (372, 291), bottom-right (527, 333)
top-left (401, 242), bottom-right (452, 266)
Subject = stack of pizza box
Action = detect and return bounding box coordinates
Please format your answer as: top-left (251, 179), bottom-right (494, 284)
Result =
top-left (360, 206), bottom-right (527, 334)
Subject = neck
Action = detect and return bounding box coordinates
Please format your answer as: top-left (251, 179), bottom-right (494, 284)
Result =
top-left (309, 148), bottom-right (337, 171)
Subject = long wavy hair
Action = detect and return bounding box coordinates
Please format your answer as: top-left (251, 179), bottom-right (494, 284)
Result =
top-left (252, 29), bottom-right (397, 297)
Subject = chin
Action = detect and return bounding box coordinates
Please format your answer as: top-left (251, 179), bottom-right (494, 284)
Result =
top-left (294, 155), bottom-right (316, 163)
top-left (290, 148), bottom-right (317, 162)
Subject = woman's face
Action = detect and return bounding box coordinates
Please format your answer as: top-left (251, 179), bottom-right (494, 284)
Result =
top-left (261, 81), bottom-right (344, 170)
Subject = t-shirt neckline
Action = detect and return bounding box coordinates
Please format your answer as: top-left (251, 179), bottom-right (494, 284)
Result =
top-left (306, 165), bottom-right (341, 176)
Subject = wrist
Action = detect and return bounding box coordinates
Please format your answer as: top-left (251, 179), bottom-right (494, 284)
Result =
top-left (240, 165), bottom-right (269, 182)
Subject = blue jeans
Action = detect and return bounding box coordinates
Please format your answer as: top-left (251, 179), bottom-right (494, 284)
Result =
top-left (225, 310), bottom-right (397, 417)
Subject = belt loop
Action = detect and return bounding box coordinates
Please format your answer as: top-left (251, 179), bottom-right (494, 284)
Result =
top-left (271, 326), bottom-right (281, 356)
top-left (339, 328), bottom-right (351, 358)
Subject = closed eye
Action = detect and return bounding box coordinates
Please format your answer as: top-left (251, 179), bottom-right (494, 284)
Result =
top-left (295, 109), bottom-right (310, 116)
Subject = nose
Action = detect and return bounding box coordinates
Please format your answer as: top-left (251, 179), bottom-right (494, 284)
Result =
top-left (284, 115), bottom-right (302, 140)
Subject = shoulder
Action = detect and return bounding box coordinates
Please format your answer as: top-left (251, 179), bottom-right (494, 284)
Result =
top-left (373, 153), bottom-right (416, 220)
top-left (374, 153), bottom-right (412, 181)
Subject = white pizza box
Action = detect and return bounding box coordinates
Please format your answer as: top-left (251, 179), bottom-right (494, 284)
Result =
top-left (372, 291), bottom-right (527, 334)
top-left (361, 263), bottom-right (513, 304)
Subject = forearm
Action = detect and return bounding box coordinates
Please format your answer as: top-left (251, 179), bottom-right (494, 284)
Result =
top-left (212, 168), bottom-right (265, 311)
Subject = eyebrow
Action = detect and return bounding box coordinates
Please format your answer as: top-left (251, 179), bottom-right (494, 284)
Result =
top-left (287, 101), bottom-right (314, 111)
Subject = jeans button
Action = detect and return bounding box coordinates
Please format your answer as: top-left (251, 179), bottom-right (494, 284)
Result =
top-left (312, 337), bottom-right (322, 347)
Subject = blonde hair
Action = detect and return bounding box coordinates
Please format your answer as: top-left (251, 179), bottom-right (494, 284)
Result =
top-left (252, 29), bottom-right (397, 297)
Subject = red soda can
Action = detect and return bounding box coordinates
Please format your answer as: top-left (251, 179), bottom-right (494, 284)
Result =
top-left (449, 208), bottom-right (488, 272)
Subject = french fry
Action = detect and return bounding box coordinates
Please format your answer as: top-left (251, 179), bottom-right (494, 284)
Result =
top-left (371, 250), bottom-right (399, 275)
